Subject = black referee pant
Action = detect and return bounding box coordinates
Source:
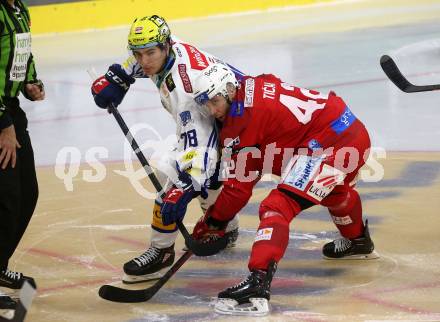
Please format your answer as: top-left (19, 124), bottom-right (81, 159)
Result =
top-left (0, 97), bottom-right (38, 271)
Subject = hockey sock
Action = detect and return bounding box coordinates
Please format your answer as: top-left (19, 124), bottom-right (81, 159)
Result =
top-left (247, 189), bottom-right (303, 271)
top-left (324, 188), bottom-right (363, 239)
top-left (248, 212), bottom-right (290, 271)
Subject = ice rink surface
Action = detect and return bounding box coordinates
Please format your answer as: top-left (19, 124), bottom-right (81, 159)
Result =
top-left (3, 0), bottom-right (440, 321)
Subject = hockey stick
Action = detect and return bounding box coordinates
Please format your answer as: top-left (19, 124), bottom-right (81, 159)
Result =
top-left (107, 103), bottom-right (228, 255)
top-left (88, 69), bottom-right (228, 302)
top-left (380, 55), bottom-right (440, 93)
top-left (99, 249), bottom-right (193, 303)
top-left (0, 282), bottom-right (36, 322)
top-left (88, 69), bottom-right (228, 256)
top-left (108, 104), bottom-right (227, 255)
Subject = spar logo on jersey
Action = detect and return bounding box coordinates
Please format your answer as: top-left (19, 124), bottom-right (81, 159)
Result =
top-left (178, 64), bottom-right (193, 93)
top-left (179, 111), bottom-right (192, 126)
top-left (182, 43), bottom-right (208, 70)
top-left (282, 155), bottom-right (323, 191)
top-left (244, 78), bottom-right (255, 107)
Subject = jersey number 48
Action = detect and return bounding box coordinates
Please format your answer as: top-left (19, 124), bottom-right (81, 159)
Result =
top-left (279, 83), bottom-right (327, 124)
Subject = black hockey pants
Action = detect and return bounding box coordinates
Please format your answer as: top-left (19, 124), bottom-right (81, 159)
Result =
top-left (0, 97), bottom-right (38, 270)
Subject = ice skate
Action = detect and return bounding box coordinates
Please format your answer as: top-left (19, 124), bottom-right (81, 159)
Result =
top-left (0, 269), bottom-right (36, 290)
top-left (214, 261), bottom-right (277, 316)
top-left (122, 244), bottom-right (175, 284)
top-left (323, 220), bottom-right (379, 259)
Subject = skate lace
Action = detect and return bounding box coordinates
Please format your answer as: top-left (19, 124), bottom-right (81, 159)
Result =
top-left (133, 248), bottom-right (161, 267)
top-left (2, 269), bottom-right (22, 281)
top-left (230, 275), bottom-right (252, 291)
top-left (334, 238), bottom-right (352, 253)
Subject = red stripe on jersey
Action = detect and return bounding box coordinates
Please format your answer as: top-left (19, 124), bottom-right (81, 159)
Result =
top-left (182, 43), bottom-right (209, 70)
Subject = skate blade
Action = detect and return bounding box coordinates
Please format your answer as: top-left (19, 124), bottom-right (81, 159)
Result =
top-left (323, 250), bottom-right (380, 260)
top-left (122, 271), bottom-right (163, 284)
top-left (214, 298), bottom-right (269, 316)
top-left (0, 289), bottom-right (19, 301)
top-left (0, 308), bottom-right (14, 320)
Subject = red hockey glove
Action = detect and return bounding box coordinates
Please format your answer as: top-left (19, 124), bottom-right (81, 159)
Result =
top-left (192, 208), bottom-right (229, 242)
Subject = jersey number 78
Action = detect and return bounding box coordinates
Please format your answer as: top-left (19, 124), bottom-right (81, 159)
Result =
top-left (180, 129), bottom-right (198, 149)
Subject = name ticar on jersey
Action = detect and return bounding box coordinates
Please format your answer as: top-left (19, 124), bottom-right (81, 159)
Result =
top-left (263, 82), bottom-right (276, 99)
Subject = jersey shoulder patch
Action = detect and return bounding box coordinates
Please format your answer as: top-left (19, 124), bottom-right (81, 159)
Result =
top-left (165, 74), bottom-right (176, 92)
top-left (179, 110), bottom-right (192, 126)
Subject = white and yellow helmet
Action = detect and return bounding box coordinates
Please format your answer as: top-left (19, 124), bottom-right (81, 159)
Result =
top-left (127, 15), bottom-right (171, 50)
top-left (193, 63), bottom-right (238, 106)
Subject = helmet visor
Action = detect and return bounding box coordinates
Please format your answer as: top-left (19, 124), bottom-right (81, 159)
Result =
top-left (128, 41), bottom-right (160, 51)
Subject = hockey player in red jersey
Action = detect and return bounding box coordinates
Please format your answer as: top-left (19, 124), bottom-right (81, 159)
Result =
top-left (187, 63), bottom-right (379, 315)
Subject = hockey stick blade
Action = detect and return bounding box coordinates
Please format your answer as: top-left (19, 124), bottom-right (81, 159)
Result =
top-left (380, 55), bottom-right (440, 92)
top-left (98, 250), bottom-right (193, 303)
top-left (98, 284), bottom-right (153, 303)
top-left (177, 221), bottom-right (228, 256)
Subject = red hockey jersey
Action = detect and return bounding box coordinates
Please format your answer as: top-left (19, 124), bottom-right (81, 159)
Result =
top-left (211, 73), bottom-right (365, 221)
